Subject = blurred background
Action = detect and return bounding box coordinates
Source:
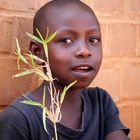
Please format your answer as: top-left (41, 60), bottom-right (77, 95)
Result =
top-left (0, 0), bottom-right (140, 139)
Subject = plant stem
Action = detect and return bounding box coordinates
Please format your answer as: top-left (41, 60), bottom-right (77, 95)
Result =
top-left (54, 123), bottom-right (58, 140)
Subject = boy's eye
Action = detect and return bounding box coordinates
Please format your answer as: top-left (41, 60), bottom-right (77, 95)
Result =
top-left (59, 38), bottom-right (73, 44)
top-left (89, 37), bottom-right (100, 44)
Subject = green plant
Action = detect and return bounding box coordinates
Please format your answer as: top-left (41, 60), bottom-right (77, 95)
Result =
top-left (13, 28), bottom-right (76, 140)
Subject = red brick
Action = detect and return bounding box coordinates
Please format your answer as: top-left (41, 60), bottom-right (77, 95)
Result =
top-left (108, 23), bottom-right (136, 57)
top-left (81, 0), bottom-right (94, 7)
top-left (16, 17), bottom-right (33, 53)
top-left (136, 25), bottom-right (140, 56)
top-left (37, 0), bottom-right (51, 8)
top-left (0, 0), bottom-right (37, 11)
top-left (0, 56), bottom-right (38, 105)
top-left (100, 23), bottom-right (109, 57)
top-left (0, 17), bottom-right (16, 53)
top-left (0, 1), bottom-right (140, 139)
top-left (0, 105), bottom-right (7, 112)
top-left (91, 0), bottom-right (125, 18)
top-left (120, 61), bottom-right (140, 99)
top-left (133, 106), bottom-right (140, 140)
top-left (91, 59), bottom-right (121, 102)
top-left (127, 0), bottom-right (140, 20)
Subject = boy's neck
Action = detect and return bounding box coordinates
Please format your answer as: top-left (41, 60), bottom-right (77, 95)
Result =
top-left (31, 81), bottom-right (82, 107)
top-left (31, 81), bottom-right (83, 129)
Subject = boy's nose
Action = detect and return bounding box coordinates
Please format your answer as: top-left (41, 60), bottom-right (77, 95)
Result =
top-left (75, 44), bottom-right (92, 58)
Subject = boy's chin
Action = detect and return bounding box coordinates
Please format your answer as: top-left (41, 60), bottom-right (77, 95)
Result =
top-left (74, 81), bottom-right (93, 89)
top-left (53, 77), bottom-right (94, 90)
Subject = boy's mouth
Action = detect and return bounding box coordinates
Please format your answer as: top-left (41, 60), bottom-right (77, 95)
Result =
top-left (71, 65), bottom-right (94, 78)
top-left (73, 66), bottom-right (93, 72)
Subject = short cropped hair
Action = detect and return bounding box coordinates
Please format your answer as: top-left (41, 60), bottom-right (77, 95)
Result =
top-left (33, 0), bottom-right (97, 38)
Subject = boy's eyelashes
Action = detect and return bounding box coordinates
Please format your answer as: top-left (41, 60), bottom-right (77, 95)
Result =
top-left (89, 37), bottom-right (101, 44)
top-left (57, 36), bottom-right (101, 46)
top-left (58, 37), bottom-right (73, 45)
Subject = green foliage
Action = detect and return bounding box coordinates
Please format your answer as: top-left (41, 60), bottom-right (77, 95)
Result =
top-left (14, 70), bottom-right (34, 78)
top-left (14, 28), bottom-right (76, 140)
top-left (15, 38), bottom-right (29, 69)
top-left (60, 80), bottom-right (77, 104)
top-left (21, 100), bottom-right (43, 107)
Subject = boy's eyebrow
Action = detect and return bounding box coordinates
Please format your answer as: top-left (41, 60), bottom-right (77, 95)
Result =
top-left (57, 29), bottom-right (75, 34)
top-left (56, 27), bottom-right (101, 35)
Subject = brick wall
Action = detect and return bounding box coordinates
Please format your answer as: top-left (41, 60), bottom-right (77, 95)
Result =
top-left (0, 0), bottom-right (140, 139)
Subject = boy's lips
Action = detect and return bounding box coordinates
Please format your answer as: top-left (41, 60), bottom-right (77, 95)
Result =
top-left (71, 64), bottom-right (94, 78)
top-left (72, 65), bottom-right (93, 71)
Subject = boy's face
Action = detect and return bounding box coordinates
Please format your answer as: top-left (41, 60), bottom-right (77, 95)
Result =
top-left (43, 4), bottom-right (102, 89)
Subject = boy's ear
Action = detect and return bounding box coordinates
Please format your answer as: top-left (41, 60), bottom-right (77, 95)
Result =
top-left (29, 40), bottom-right (45, 65)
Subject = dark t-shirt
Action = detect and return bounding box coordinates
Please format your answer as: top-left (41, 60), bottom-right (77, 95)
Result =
top-left (0, 87), bottom-right (129, 140)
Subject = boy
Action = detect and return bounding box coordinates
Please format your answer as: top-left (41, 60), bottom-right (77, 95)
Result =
top-left (0, 0), bottom-right (130, 140)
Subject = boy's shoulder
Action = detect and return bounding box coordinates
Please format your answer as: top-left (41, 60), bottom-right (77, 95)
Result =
top-left (0, 92), bottom-right (42, 131)
top-left (0, 93), bottom-right (48, 140)
top-left (82, 87), bottom-right (112, 100)
top-left (9, 92), bottom-right (36, 112)
top-left (1, 92), bottom-right (40, 121)
top-left (82, 87), bottom-right (116, 110)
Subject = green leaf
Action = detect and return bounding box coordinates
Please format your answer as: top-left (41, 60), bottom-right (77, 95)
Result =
top-left (60, 80), bottom-right (77, 104)
top-left (36, 28), bottom-right (44, 42)
top-left (15, 38), bottom-right (21, 53)
top-left (15, 38), bottom-right (28, 65)
top-left (27, 53), bottom-right (45, 64)
top-left (17, 58), bottom-right (20, 70)
top-left (21, 100), bottom-right (42, 107)
top-left (43, 108), bottom-right (49, 134)
top-left (35, 70), bottom-right (50, 81)
top-left (45, 27), bottom-right (49, 40)
top-left (42, 86), bottom-right (46, 107)
top-left (26, 32), bottom-right (43, 44)
top-left (19, 55), bottom-right (29, 64)
top-left (46, 31), bottom-right (57, 43)
top-left (45, 108), bottom-right (55, 123)
top-left (14, 70), bottom-right (34, 78)
top-left (44, 44), bottom-right (48, 58)
top-left (29, 52), bottom-right (36, 68)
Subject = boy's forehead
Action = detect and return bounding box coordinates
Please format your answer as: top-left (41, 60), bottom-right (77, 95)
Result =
top-left (46, 2), bottom-right (95, 17)
top-left (33, 1), bottom-right (99, 36)
top-left (46, 4), bottom-right (95, 20)
top-left (44, 4), bottom-right (97, 24)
